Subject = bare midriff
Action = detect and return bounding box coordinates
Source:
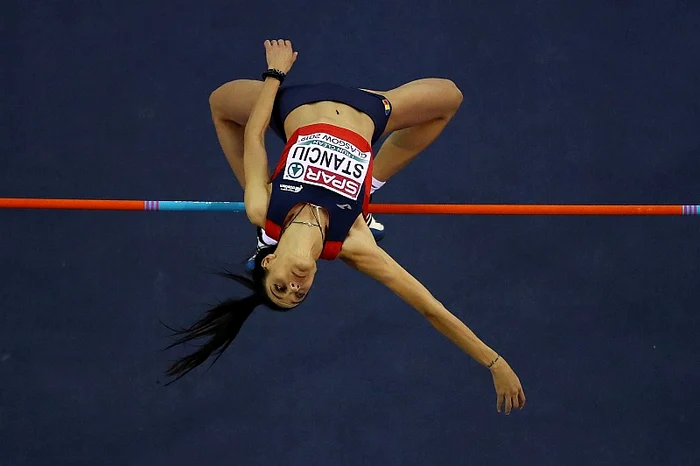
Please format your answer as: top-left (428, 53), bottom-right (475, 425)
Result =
top-left (283, 101), bottom-right (375, 145)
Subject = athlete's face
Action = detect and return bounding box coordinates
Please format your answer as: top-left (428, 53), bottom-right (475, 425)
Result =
top-left (261, 253), bottom-right (317, 308)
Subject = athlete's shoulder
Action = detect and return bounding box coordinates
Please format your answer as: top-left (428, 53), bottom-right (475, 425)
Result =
top-left (338, 216), bottom-right (377, 262)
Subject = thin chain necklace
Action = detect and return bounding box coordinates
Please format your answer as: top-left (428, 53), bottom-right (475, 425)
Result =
top-left (285, 204), bottom-right (326, 241)
top-left (291, 220), bottom-right (320, 228)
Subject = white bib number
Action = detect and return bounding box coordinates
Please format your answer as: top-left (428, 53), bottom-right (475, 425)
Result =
top-left (283, 132), bottom-right (370, 200)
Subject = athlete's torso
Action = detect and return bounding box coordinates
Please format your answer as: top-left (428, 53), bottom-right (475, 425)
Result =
top-left (283, 101), bottom-right (376, 145)
top-left (264, 122), bottom-right (374, 260)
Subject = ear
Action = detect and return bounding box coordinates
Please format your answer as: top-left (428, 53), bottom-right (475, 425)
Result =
top-left (261, 253), bottom-right (276, 269)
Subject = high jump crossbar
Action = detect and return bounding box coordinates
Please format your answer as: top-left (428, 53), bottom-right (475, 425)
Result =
top-left (0, 198), bottom-right (698, 215)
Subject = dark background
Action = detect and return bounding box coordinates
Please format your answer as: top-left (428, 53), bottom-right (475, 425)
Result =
top-left (2, 1), bottom-right (699, 465)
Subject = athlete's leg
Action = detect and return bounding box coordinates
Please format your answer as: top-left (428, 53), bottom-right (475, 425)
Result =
top-left (209, 79), bottom-right (265, 189)
top-left (365, 78), bottom-right (463, 182)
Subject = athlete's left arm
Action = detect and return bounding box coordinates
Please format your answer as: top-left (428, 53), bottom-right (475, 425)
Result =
top-left (244, 40), bottom-right (299, 227)
top-left (339, 223), bottom-right (526, 414)
top-left (242, 78), bottom-right (280, 226)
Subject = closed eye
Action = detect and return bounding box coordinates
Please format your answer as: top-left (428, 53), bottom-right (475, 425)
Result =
top-left (270, 285), bottom-right (284, 300)
top-left (272, 284), bottom-right (306, 304)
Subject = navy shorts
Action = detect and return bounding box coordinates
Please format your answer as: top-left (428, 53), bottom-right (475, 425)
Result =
top-left (269, 82), bottom-right (392, 145)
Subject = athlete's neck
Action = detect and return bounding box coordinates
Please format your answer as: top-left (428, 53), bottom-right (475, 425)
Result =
top-left (277, 205), bottom-right (328, 261)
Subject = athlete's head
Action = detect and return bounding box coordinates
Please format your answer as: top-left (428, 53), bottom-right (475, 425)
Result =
top-left (164, 245), bottom-right (299, 384)
top-left (260, 246), bottom-right (317, 309)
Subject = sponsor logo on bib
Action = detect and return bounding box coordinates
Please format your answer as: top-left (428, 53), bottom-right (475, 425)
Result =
top-left (280, 184), bottom-right (303, 193)
top-left (282, 132), bottom-right (371, 200)
top-left (286, 162), bottom-right (304, 179)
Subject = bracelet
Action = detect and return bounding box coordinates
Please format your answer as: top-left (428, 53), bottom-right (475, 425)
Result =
top-left (487, 354), bottom-right (500, 369)
top-left (262, 68), bottom-right (286, 84)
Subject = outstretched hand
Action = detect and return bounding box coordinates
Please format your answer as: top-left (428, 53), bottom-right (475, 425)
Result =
top-left (490, 357), bottom-right (526, 415)
top-left (264, 39), bottom-right (298, 74)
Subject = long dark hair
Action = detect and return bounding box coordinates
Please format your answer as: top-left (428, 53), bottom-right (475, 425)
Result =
top-left (163, 245), bottom-right (287, 384)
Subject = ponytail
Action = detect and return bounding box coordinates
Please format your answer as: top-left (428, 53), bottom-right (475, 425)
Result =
top-left (164, 246), bottom-right (285, 384)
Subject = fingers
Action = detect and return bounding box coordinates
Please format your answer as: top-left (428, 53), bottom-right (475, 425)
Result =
top-left (263, 39), bottom-right (298, 74)
top-left (497, 389), bottom-right (526, 415)
top-left (511, 393), bottom-right (519, 411)
top-left (264, 39), bottom-right (294, 48)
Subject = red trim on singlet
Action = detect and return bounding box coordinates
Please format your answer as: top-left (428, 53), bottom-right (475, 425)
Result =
top-left (266, 123), bottom-right (374, 260)
top-left (264, 219), bottom-right (282, 243)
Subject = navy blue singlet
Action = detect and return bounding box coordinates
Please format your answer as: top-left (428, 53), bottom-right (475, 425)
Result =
top-left (264, 123), bottom-right (374, 260)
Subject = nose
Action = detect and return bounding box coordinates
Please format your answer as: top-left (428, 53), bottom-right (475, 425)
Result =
top-left (289, 281), bottom-right (300, 291)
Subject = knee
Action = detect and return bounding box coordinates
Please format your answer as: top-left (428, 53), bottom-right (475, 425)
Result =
top-left (209, 79), bottom-right (262, 123)
top-left (210, 84), bottom-right (240, 123)
top-left (440, 79), bottom-right (464, 112)
top-left (209, 81), bottom-right (233, 111)
top-left (209, 85), bottom-right (226, 115)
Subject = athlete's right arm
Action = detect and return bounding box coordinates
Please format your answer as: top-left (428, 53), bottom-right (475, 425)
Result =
top-left (340, 221), bottom-right (526, 415)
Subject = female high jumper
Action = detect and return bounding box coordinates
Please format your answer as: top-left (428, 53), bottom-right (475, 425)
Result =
top-left (166, 39), bottom-right (526, 415)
